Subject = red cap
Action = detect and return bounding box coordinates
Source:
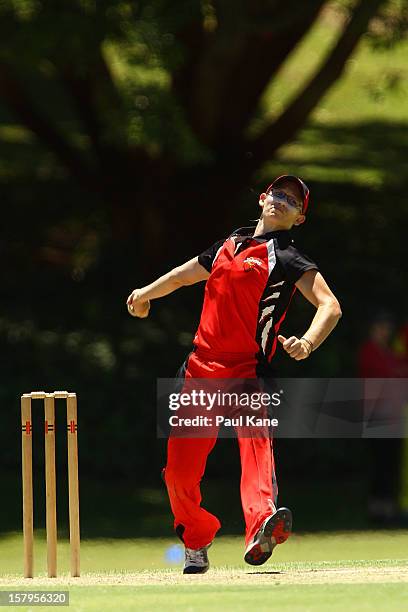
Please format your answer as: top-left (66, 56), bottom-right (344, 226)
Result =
top-left (265, 175), bottom-right (310, 213)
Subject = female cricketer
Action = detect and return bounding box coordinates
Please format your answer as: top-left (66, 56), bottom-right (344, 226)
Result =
top-left (127, 175), bottom-right (342, 574)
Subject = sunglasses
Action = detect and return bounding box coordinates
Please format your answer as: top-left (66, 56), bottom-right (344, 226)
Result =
top-left (267, 189), bottom-right (303, 211)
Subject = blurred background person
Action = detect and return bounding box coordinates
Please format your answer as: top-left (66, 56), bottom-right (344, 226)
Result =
top-left (358, 311), bottom-right (407, 525)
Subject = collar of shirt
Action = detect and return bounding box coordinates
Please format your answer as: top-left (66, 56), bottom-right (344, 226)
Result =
top-left (232, 226), bottom-right (294, 247)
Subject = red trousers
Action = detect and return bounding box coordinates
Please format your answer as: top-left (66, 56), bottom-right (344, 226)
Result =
top-left (164, 348), bottom-right (278, 549)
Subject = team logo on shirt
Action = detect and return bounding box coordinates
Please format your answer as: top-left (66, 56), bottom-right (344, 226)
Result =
top-left (243, 257), bottom-right (263, 272)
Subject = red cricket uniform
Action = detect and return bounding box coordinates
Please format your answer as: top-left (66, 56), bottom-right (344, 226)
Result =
top-left (164, 226), bottom-right (318, 548)
top-left (358, 340), bottom-right (405, 378)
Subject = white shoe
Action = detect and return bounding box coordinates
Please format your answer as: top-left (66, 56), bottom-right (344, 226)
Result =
top-left (183, 543), bottom-right (212, 574)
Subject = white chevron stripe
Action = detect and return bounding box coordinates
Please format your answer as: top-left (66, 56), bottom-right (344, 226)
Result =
top-left (266, 239), bottom-right (276, 276)
top-left (263, 292), bottom-right (281, 303)
top-left (261, 318), bottom-right (274, 352)
top-left (259, 305), bottom-right (275, 325)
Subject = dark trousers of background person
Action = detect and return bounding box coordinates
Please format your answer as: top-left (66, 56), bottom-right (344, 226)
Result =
top-left (367, 438), bottom-right (403, 521)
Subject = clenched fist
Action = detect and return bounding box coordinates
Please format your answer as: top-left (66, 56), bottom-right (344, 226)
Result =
top-left (126, 289), bottom-right (150, 318)
top-left (278, 335), bottom-right (311, 360)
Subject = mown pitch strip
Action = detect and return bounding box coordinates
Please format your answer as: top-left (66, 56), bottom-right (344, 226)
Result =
top-left (1, 561), bottom-right (408, 586)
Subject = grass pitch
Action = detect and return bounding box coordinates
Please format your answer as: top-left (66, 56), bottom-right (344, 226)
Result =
top-left (1, 531), bottom-right (408, 610)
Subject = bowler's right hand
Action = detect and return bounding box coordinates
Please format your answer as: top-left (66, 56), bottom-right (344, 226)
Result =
top-left (126, 289), bottom-right (151, 318)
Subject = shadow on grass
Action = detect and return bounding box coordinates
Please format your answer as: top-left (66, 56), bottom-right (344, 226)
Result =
top-left (279, 120), bottom-right (408, 183)
top-left (248, 571), bottom-right (282, 575)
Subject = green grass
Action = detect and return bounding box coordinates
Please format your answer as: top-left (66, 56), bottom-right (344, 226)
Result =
top-left (264, 7), bottom-right (408, 125)
top-left (1, 532), bottom-right (408, 610)
top-left (1, 530), bottom-right (408, 575)
top-left (263, 15), bottom-right (408, 126)
top-left (1, 583), bottom-right (406, 612)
